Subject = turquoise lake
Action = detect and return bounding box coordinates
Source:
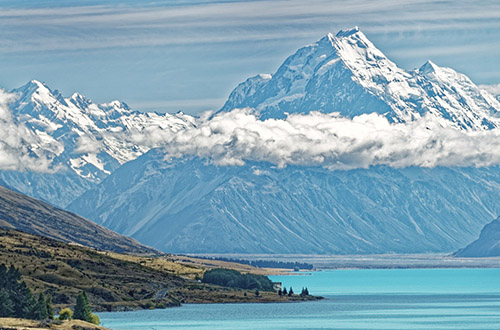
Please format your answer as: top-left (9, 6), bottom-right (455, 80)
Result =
top-left (98, 268), bottom-right (500, 329)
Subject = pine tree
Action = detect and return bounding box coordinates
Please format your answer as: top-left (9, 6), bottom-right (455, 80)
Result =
top-left (282, 287), bottom-right (287, 295)
top-left (33, 293), bottom-right (48, 320)
top-left (0, 288), bottom-right (14, 317)
top-left (0, 264), bottom-right (38, 319)
top-left (16, 281), bottom-right (37, 319)
top-left (288, 287), bottom-right (294, 296)
top-left (74, 291), bottom-right (93, 322)
top-left (45, 294), bottom-right (54, 320)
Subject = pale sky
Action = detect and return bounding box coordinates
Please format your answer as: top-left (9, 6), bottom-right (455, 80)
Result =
top-left (1, 0), bottom-right (499, 114)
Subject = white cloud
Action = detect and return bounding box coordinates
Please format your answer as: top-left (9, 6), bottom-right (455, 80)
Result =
top-left (480, 84), bottom-right (500, 98)
top-left (0, 90), bottom-right (55, 172)
top-left (5, 100), bottom-right (500, 172)
top-left (74, 135), bottom-right (102, 154)
top-left (149, 108), bottom-right (500, 170)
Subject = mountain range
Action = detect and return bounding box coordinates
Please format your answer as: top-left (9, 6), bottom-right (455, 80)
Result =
top-left (1, 81), bottom-right (193, 207)
top-left (2, 27), bottom-right (500, 254)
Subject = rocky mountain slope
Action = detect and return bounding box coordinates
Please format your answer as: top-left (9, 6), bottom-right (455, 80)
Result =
top-left (0, 185), bottom-right (156, 254)
top-left (68, 151), bottom-right (500, 254)
top-left (5, 27), bottom-right (500, 255)
top-left (454, 217), bottom-right (500, 257)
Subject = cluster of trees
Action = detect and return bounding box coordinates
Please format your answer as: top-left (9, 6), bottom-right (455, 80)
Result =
top-left (193, 256), bottom-right (313, 270)
top-left (0, 264), bottom-right (53, 320)
top-left (59, 291), bottom-right (100, 325)
top-left (278, 287), bottom-right (309, 296)
top-left (0, 264), bottom-right (99, 325)
top-left (202, 268), bottom-right (274, 291)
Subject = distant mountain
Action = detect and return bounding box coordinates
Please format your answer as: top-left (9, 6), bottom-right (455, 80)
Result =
top-left (454, 217), bottom-right (500, 257)
top-left (221, 27), bottom-right (500, 130)
top-left (67, 28), bottom-right (500, 254)
top-left (6, 28), bottom-right (500, 255)
top-left (1, 80), bottom-right (193, 207)
top-left (0, 185), bottom-right (157, 254)
top-left (68, 151), bottom-right (500, 254)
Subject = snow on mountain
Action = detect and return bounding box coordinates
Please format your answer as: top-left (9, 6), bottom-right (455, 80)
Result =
top-left (221, 27), bottom-right (500, 130)
top-left (0, 80), bottom-right (194, 206)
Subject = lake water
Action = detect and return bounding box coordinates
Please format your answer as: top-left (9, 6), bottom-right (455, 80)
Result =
top-left (99, 268), bottom-right (500, 329)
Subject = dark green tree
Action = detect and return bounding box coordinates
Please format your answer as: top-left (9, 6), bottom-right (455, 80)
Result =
top-left (45, 294), bottom-right (54, 320)
top-left (288, 287), bottom-right (294, 296)
top-left (74, 291), bottom-right (93, 322)
top-left (33, 293), bottom-right (49, 320)
top-left (282, 287), bottom-right (288, 295)
top-left (0, 288), bottom-right (14, 317)
top-left (0, 264), bottom-right (41, 319)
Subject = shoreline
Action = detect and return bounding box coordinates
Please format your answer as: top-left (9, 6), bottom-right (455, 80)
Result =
top-left (191, 253), bottom-right (500, 272)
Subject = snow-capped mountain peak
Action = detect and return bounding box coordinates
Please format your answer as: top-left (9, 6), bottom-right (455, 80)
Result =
top-left (1, 80), bottom-right (195, 207)
top-left (418, 60), bottom-right (439, 75)
top-left (221, 27), bottom-right (500, 130)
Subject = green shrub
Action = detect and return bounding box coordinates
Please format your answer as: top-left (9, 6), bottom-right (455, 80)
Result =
top-left (156, 302), bottom-right (167, 309)
top-left (144, 301), bottom-right (155, 309)
top-left (58, 308), bottom-right (73, 320)
top-left (90, 313), bottom-right (101, 325)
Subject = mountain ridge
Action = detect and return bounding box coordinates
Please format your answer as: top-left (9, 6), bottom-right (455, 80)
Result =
top-left (0, 184), bottom-right (157, 255)
top-left (4, 28), bottom-right (500, 255)
top-left (65, 28), bottom-right (500, 254)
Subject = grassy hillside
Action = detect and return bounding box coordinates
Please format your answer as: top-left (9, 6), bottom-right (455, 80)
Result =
top-left (0, 229), bottom-right (319, 312)
top-left (0, 185), bottom-right (156, 255)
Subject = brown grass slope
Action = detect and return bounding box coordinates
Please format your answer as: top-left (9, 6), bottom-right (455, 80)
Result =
top-left (0, 228), bottom-right (185, 311)
top-left (0, 229), bottom-right (319, 312)
top-left (0, 185), bottom-right (156, 255)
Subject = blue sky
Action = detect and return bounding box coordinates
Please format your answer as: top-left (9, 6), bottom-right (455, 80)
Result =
top-left (1, 0), bottom-right (499, 114)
